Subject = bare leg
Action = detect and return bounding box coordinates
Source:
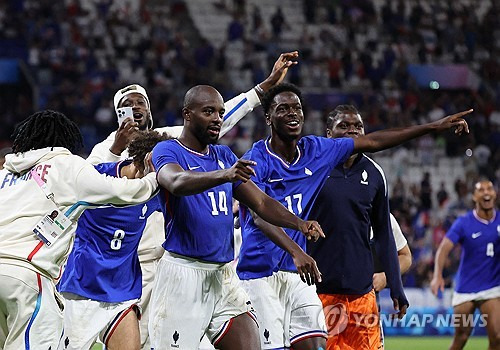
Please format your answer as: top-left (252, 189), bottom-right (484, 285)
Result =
top-left (479, 297), bottom-right (500, 350)
top-left (215, 313), bottom-right (260, 350)
top-left (106, 307), bottom-right (141, 350)
top-left (449, 301), bottom-right (475, 350)
top-left (292, 336), bottom-right (327, 350)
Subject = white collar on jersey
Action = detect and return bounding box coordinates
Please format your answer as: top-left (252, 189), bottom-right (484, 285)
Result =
top-left (264, 137), bottom-right (301, 168)
top-left (473, 209), bottom-right (497, 225)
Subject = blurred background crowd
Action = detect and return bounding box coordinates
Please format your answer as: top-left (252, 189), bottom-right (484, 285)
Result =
top-left (0, 0), bottom-right (498, 289)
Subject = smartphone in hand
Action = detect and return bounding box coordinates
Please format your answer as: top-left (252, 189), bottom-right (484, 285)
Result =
top-left (116, 107), bottom-right (133, 126)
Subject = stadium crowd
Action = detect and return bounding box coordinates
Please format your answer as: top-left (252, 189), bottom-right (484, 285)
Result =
top-left (0, 0), bottom-right (498, 291)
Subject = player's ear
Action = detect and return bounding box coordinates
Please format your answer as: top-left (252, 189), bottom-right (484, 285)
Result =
top-left (326, 128), bottom-right (332, 138)
top-left (182, 107), bottom-right (191, 121)
top-left (265, 113), bottom-right (271, 126)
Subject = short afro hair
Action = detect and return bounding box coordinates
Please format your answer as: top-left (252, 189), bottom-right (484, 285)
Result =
top-left (261, 83), bottom-right (304, 115)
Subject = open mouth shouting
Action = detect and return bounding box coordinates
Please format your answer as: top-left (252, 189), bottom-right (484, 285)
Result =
top-left (133, 111), bottom-right (144, 122)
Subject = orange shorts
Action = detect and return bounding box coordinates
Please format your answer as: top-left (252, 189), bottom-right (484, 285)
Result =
top-left (319, 290), bottom-right (382, 350)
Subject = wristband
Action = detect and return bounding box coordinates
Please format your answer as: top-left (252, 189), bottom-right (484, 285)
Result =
top-left (254, 84), bottom-right (265, 96)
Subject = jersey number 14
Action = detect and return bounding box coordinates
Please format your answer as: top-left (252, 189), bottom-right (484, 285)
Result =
top-left (208, 191), bottom-right (228, 216)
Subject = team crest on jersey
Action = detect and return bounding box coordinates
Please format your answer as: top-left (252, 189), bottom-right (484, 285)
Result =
top-left (264, 328), bottom-right (271, 344)
top-left (218, 160), bottom-right (225, 169)
top-left (139, 204), bottom-right (148, 219)
top-left (360, 170), bottom-right (369, 185)
top-left (171, 330), bottom-right (179, 348)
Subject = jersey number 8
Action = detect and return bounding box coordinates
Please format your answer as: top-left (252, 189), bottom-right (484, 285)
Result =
top-left (110, 229), bottom-right (126, 250)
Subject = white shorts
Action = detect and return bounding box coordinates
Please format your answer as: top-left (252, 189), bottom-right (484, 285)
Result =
top-left (241, 271), bottom-right (327, 349)
top-left (452, 285), bottom-right (500, 307)
top-left (149, 252), bottom-right (255, 349)
top-left (138, 259), bottom-right (157, 350)
top-left (0, 263), bottom-right (64, 350)
top-left (59, 293), bottom-right (140, 350)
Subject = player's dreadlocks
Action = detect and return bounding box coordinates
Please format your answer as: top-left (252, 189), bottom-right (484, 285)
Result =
top-left (261, 83), bottom-right (304, 115)
top-left (11, 110), bottom-right (83, 153)
top-left (128, 130), bottom-right (172, 170)
top-left (326, 105), bottom-right (360, 130)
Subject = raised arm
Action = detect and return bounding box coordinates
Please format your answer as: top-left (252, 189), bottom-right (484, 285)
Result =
top-left (219, 51), bottom-right (299, 137)
top-left (353, 109), bottom-right (472, 154)
top-left (430, 237), bottom-right (455, 296)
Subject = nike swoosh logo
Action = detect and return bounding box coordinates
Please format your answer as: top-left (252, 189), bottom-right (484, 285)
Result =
top-left (268, 178), bottom-right (284, 183)
top-left (188, 166), bottom-right (201, 171)
top-left (471, 232), bottom-right (482, 239)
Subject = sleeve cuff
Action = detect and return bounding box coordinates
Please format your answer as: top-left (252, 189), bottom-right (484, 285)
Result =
top-left (245, 88), bottom-right (261, 108)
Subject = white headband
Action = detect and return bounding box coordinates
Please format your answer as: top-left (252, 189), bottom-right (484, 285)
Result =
top-left (113, 84), bottom-right (153, 128)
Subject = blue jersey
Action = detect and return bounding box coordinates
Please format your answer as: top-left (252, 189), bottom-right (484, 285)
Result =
top-left (152, 139), bottom-right (240, 263)
top-left (237, 136), bottom-right (354, 280)
top-left (445, 210), bottom-right (500, 293)
top-left (59, 161), bottom-right (161, 302)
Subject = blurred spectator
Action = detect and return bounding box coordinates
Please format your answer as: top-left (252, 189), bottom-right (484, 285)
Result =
top-left (270, 7), bottom-right (285, 38)
top-left (420, 172), bottom-right (433, 210)
top-left (228, 14), bottom-right (244, 41)
top-left (436, 182), bottom-right (449, 208)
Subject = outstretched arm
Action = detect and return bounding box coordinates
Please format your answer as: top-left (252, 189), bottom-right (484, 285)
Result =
top-left (157, 159), bottom-right (257, 196)
top-left (353, 109), bottom-right (472, 154)
top-left (430, 237), bottom-right (455, 296)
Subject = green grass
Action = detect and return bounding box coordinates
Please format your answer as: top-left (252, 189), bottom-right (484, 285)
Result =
top-left (91, 336), bottom-right (489, 349)
top-left (385, 336), bottom-right (488, 350)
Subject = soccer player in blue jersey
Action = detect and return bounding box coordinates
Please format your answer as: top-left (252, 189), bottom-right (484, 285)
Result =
top-left (58, 130), bottom-right (170, 350)
top-left (431, 179), bottom-right (499, 350)
top-left (236, 83), bottom-right (472, 350)
top-left (87, 51), bottom-right (298, 350)
top-left (149, 85), bottom-right (324, 350)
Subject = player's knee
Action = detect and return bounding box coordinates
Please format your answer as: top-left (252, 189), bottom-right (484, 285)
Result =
top-left (454, 326), bottom-right (472, 340)
top-left (292, 336), bottom-right (327, 350)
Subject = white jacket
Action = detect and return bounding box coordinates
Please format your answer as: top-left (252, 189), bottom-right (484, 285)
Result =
top-left (0, 147), bottom-right (158, 279)
top-left (87, 88), bottom-right (261, 262)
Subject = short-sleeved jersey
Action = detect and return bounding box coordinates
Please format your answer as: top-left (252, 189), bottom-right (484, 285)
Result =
top-left (237, 136), bottom-right (354, 280)
top-left (59, 161), bottom-right (161, 302)
top-left (445, 210), bottom-right (500, 293)
top-left (152, 139), bottom-right (240, 263)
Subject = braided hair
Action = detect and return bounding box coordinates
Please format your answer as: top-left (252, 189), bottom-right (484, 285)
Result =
top-left (11, 110), bottom-right (83, 153)
top-left (128, 130), bottom-right (172, 171)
